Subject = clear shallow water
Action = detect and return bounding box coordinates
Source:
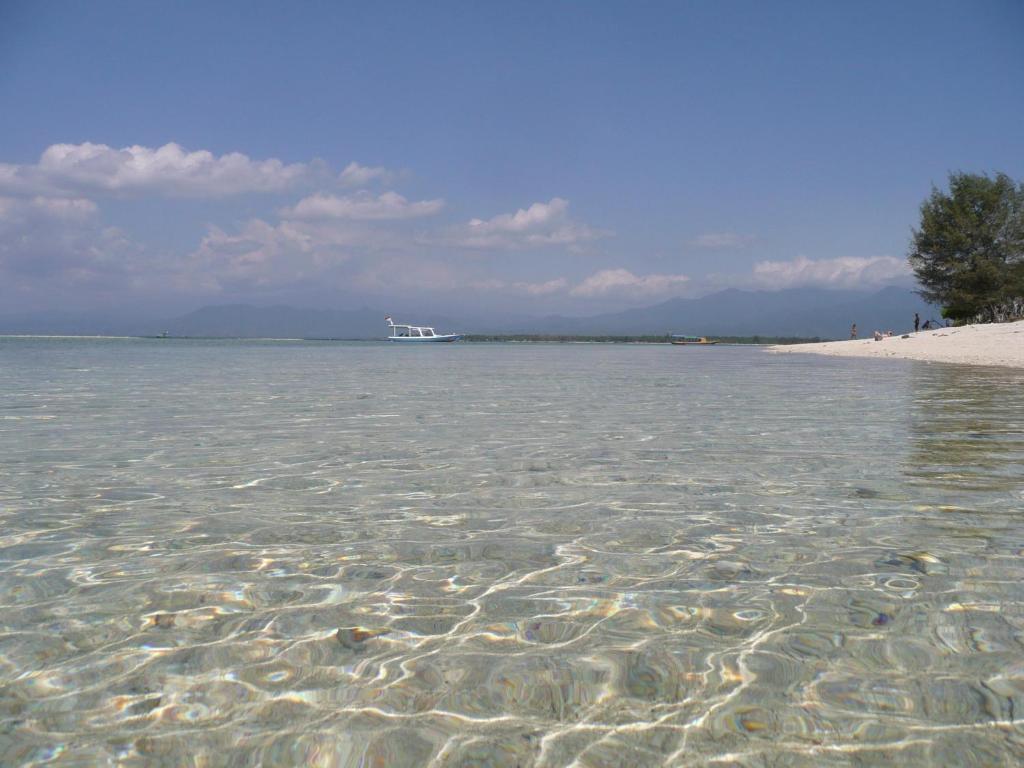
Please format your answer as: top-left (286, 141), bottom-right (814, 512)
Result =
top-left (1, 338), bottom-right (1023, 767)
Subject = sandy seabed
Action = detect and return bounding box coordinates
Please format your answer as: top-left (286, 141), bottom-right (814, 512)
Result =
top-left (770, 319), bottom-right (1024, 368)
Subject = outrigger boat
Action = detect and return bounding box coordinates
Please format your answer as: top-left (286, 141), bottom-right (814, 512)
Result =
top-left (386, 316), bottom-right (464, 342)
top-left (671, 335), bottom-right (718, 345)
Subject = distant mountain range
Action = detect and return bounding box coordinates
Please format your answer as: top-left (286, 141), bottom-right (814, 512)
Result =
top-left (500, 286), bottom-right (939, 339)
top-left (0, 286), bottom-right (939, 340)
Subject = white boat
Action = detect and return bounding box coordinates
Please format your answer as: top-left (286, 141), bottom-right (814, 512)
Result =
top-left (386, 316), bottom-right (464, 342)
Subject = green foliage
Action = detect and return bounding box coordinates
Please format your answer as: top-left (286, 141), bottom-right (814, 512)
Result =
top-left (909, 172), bottom-right (1024, 323)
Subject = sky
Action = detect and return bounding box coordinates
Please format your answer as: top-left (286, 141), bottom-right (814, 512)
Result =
top-left (1, 1), bottom-right (1022, 317)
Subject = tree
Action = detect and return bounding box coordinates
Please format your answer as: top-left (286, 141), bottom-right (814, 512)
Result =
top-left (908, 172), bottom-right (1024, 323)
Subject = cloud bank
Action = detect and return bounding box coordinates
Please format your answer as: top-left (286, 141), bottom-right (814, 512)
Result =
top-left (2, 140), bottom-right (913, 314)
top-left (1, 142), bottom-right (321, 198)
top-left (1, 138), bottom-right (623, 308)
top-left (282, 191), bottom-right (444, 220)
top-left (0, 192), bottom-right (149, 306)
top-left (447, 198), bottom-right (609, 249)
top-left (752, 255), bottom-right (910, 289)
top-left (570, 268), bottom-right (690, 298)
top-left (339, 162), bottom-right (395, 187)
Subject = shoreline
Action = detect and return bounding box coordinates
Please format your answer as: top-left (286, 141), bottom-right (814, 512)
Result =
top-left (769, 320), bottom-right (1024, 369)
top-left (0, 334), bottom-right (808, 345)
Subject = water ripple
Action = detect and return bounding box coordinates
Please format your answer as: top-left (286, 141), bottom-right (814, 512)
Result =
top-left (1, 338), bottom-right (1023, 765)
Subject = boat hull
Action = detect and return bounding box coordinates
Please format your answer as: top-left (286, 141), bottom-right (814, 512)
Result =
top-left (388, 334), bottom-right (464, 342)
top-left (671, 340), bottom-right (718, 345)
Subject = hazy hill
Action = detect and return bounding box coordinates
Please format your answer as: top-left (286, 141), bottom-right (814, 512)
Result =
top-left (515, 286), bottom-right (938, 339)
top-left (0, 310), bottom-right (156, 337)
top-left (164, 305), bottom-right (384, 339)
top-left (0, 286), bottom-right (939, 340)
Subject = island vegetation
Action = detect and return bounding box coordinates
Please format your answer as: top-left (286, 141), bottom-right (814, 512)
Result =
top-left (909, 171), bottom-right (1024, 324)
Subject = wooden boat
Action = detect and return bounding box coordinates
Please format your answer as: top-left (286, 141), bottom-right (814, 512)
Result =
top-left (670, 335), bottom-right (718, 345)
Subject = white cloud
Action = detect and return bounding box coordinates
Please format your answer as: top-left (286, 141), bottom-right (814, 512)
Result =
top-left (0, 194), bottom-right (107, 285)
top-left (339, 162), bottom-right (395, 186)
top-left (570, 268), bottom-right (690, 298)
top-left (0, 193), bottom-right (153, 301)
top-left (188, 221), bottom-right (302, 289)
top-left (471, 198), bottom-right (568, 234)
top-left (185, 217), bottom-right (380, 291)
top-left (463, 269), bottom-right (689, 300)
top-left (516, 277), bottom-right (569, 295)
top-left (752, 255), bottom-right (911, 289)
top-left (0, 195), bottom-right (97, 228)
top-left (469, 278), bottom-right (509, 292)
top-left (282, 191), bottom-right (444, 220)
top-left (0, 143), bottom-right (415, 202)
top-left (0, 163), bottom-right (39, 196)
top-left (447, 198), bottom-right (609, 249)
top-left (352, 257), bottom-right (463, 295)
top-left (46, 142), bottom-right (315, 196)
top-left (182, 201), bottom-right (437, 293)
top-left (690, 232), bottom-right (757, 249)
top-left (30, 195), bottom-right (99, 220)
top-left (0, 142), bottom-right (329, 198)
top-left (470, 277), bottom-right (570, 295)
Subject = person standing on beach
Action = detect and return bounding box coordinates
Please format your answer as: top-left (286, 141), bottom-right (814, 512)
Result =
top-left (850, 323), bottom-right (857, 339)
top-left (914, 313), bottom-right (920, 332)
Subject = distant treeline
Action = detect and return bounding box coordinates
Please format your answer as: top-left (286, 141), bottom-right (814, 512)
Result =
top-left (462, 334), bottom-right (823, 344)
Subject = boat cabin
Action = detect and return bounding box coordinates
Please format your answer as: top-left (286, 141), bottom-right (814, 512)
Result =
top-left (385, 316), bottom-right (463, 342)
top-left (390, 324), bottom-right (438, 338)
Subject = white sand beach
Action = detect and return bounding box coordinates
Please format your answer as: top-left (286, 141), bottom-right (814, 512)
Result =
top-left (770, 320), bottom-right (1024, 368)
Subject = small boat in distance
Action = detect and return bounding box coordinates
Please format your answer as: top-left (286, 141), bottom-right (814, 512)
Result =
top-left (386, 316), bottom-right (464, 342)
top-left (671, 335), bottom-right (719, 345)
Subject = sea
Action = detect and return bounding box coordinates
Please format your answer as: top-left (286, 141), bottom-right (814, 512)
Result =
top-left (1, 337), bottom-right (1023, 766)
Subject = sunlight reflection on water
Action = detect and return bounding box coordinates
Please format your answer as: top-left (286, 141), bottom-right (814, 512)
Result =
top-left (1, 338), bottom-right (1023, 766)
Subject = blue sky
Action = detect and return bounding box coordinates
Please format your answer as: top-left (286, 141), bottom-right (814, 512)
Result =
top-left (1, 1), bottom-right (1022, 316)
